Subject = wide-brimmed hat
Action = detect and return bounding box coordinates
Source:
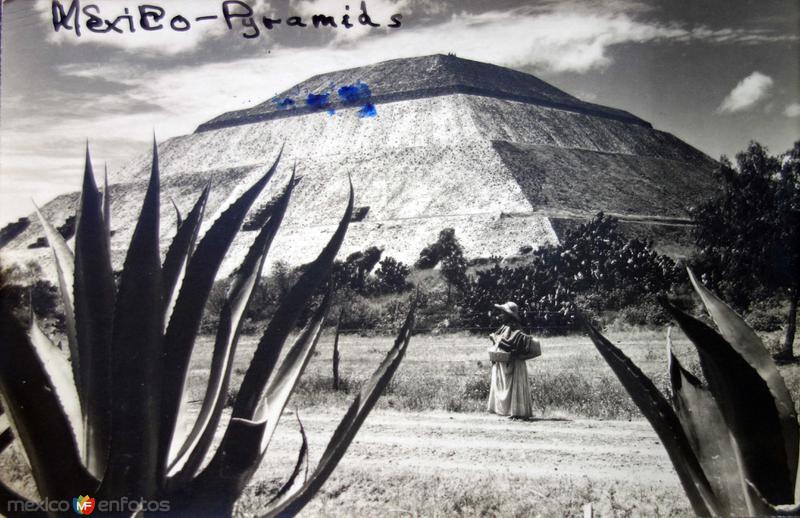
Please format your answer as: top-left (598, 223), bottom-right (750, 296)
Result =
top-left (493, 301), bottom-right (521, 322)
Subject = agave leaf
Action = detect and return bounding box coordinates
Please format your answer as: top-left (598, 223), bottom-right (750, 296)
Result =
top-left (261, 302), bottom-right (416, 518)
top-left (233, 180), bottom-right (354, 420)
top-left (102, 164), bottom-right (111, 242)
top-left (159, 150), bottom-right (282, 477)
top-left (28, 315), bottom-right (84, 461)
top-left (745, 480), bottom-right (800, 516)
top-left (667, 330), bottom-right (747, 515)
top-left (102, 139), bottom-right (163, 498)
top-left (267, 412), bottom-right (309, 507)
top-left (170, 416), bottom-right (268, 516)
top-left (190, 294), bottom-right (329, 498)
top-left (0, 289), bottom-right (97, 501)
top-left (33, 204), bottom-right (79, 392)
top-left (73, 145), bottom-right (115, 477)
top-left (257, 292), bottom-right (330, 451)
top-left (583, 319), bottom-right (719, 517)
top-left (169, 196), bottom-right (183, 228)
top-left (687, 269), bottom-right (799, 488)
top-left (664, 301), bottom-right (794, 507)
top-left (162, 186), bottom-right (209, 325)
top-left (0, 407), bottom-right (12, 453)
top-left (167, 176), bottom-right (295, 485)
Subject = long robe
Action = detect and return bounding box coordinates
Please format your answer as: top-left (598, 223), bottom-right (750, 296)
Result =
top-left (487, 325), bottom-right (534, 417)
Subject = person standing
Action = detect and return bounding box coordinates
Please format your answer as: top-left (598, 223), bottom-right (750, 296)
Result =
top-left (487, 301), bottom-right (540, 419)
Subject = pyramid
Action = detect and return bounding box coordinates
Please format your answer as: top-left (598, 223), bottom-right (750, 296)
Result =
top-left (1, 54), bottom-right (718, 278)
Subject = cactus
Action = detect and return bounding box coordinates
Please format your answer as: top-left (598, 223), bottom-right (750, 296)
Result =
top-left (0, 141), bottom-right (416, 517)
top-left (584, 269), bottom-right (799, 516)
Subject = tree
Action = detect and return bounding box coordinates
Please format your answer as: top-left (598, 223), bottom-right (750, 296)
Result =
top-left (373, 256), bottom-right (411, 294)
top-left (436, 229), bottom-right (468, 302)
top-left (692, 141), bottom-right (800, 359)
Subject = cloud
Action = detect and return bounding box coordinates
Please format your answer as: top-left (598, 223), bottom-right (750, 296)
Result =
top-left (785, 103), bottom-right (800, 118)
top-left (717, 71), bottom-right (774, 113)
top-left (34, 0), bottom-right (797, 57)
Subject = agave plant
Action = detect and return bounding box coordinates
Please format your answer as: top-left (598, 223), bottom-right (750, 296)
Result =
top-left (584, 269), bottom-right (799, 517)
top-left (0, 141), bottom-right (416, 517)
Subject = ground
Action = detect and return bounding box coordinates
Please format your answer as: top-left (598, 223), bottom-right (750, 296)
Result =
top-left (237, 409), bottom-right (688, 517)
top-left (3, 329), bottom-right (798, 516)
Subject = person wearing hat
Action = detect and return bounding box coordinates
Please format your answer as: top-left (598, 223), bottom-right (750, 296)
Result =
top-left (487, 301), bottom-right (541, 419)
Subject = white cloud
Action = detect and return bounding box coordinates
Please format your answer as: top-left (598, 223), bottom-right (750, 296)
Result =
top-left (717, 71), bottom-right (774, 113)
top-left (785, 103), bottom-right (800, 118)
top-left (34, 0), bottom-right (796, 58)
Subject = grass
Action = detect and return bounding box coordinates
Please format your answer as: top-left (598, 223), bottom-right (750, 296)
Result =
top-left (186, 327), bottom-right (800, 420)
top-left (5, 327), bottom-right (798, 516)
top-left (236, 471), bottom-right (690, 518)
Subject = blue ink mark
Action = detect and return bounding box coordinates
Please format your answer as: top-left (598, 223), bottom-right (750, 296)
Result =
top-left (327, 108), bottom-right (336, 115)
top-left (338, 81), bottom-right (372, 104)
top-left (272, 97), bottom-right (296, 110)
top-left (358, 103), bottom-right (377, 118)
top-left (306, 92), bottom-right (331, 110)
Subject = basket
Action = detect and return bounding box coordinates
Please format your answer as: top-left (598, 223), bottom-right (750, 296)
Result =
top-left (487, 340), bottom-right (541, 362)
top-left (488, 348), bottom-right (512, 362)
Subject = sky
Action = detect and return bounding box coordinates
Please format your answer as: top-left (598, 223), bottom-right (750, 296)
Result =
top-left (0, 0), bottom-right (798, 225)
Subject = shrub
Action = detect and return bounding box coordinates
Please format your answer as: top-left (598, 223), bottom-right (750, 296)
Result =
top-left (371, 256), bottom-right (411, 294)
top-left (459, 213), bottom-right (679, 334)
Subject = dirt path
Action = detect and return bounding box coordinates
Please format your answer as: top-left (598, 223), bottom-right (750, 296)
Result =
top-left (241, 409), bottom-right (689, 517)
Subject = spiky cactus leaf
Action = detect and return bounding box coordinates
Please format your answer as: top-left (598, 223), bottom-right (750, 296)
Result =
top-left (33, 204), bottom-right (79, 391)
top-left (233, 180), bottom-right (354, 420)
top-left (257, 292), bottom-right (330, 451)
top-left (260, 302), bottom-right (416, 518)
top-left (102, 139), bottom-right (163, 498)
top-left (190, 293), bottom-right (330, 504)
top-left (668, 331), bottom-right (747, 515)
top-left (0, 408), bottom-right (12, 453)
top-left (267, 413), bottom-right (309, 507)
top-left (159, 150), bottom-right (282, 477)
top-left (162, 186), bottom-right (209, 326)
top-left (102, 164), bottom-right (111, 243)
top-left (0, 287), bottom-right (97, 502)
top-left (169, 196), bottom-right (183, 228)
top-left (687, 269), bottom-right (799, 489)
top-left (583, 320), bottom-right (719, 517)
top-left (28, 315), bottom-right (84, 460)
top-left (664, 302), bottom-right (794, 507)
top-left (745, 481), bottom-right (800, 516)
top-left (73, 146), bottom-right (115, 477)
top-left (167, 175), bottom-right (294, 485)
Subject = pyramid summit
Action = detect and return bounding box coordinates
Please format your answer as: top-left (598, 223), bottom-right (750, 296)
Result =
top-left (2, 54), bottom-right (718, 277)
top-left (198, 54), bottom-right (650, 131)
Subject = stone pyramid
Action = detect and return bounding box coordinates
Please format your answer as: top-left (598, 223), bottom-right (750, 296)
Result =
top-left (1, 54), bottom-right (718, 277)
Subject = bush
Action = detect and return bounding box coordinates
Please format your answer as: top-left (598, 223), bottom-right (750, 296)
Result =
top-left (616, 298), bottom-right (671, 328)
top-left (746, 298), bottom-right (786, 332)
top-left (370, 256), bottom-right (411, 295)
top-left (459, 213), bottom-right (679, 334)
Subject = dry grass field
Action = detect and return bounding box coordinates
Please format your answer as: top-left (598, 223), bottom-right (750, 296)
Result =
top-left (4, 328), bottom-right (798, 516)
top-left (185, 327), bottom-right (798, 517)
